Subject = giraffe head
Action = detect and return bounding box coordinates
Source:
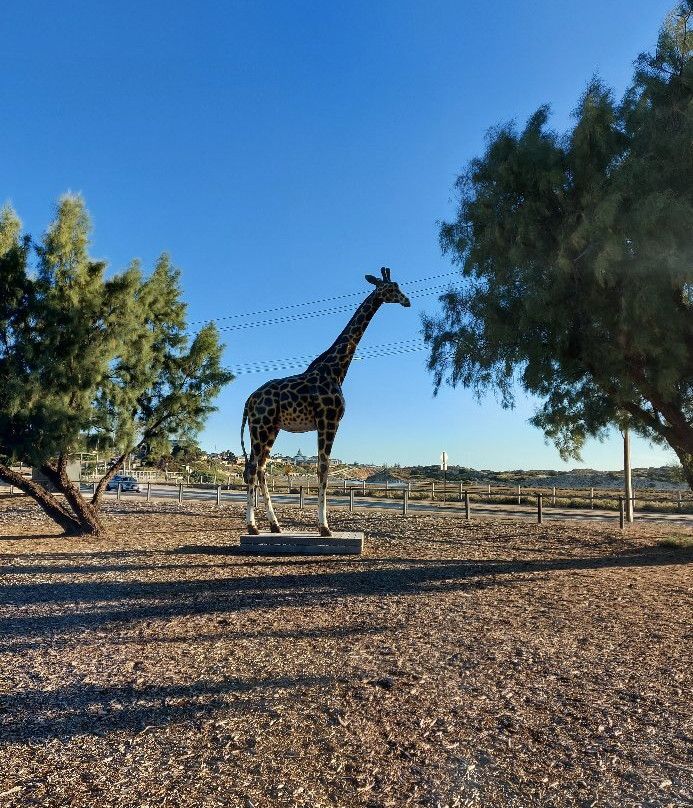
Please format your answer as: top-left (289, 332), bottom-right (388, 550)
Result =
top-left (365, 267), bottom-right (411, 307)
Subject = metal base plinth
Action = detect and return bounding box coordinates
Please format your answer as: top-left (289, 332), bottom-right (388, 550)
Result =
top-left (239, 531), bottom-right (364, 555)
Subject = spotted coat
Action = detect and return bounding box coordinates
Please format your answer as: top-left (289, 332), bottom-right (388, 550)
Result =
top-left (241, 267), bottom-right (410, 536)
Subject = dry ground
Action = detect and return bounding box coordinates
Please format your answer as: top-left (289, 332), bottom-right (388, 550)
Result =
top-left (0, 495), bottom-right (691, 808)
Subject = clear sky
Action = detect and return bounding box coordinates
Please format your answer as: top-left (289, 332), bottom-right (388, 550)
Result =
top-left (1, 0), bottom-right (679, 471)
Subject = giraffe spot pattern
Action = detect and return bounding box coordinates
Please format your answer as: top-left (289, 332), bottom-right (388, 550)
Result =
top-left (242, 274), bottom-right (409, 532)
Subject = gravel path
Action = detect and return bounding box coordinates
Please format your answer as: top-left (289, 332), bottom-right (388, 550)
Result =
top-left (0, 497), bottom-right (691, 808)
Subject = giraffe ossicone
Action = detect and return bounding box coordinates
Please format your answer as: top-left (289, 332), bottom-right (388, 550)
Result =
top-left (241, 267), bottom-right (410, 537)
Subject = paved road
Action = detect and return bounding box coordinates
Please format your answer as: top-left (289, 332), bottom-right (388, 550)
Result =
top-left (83, 482), bottom-right (693, 527)
top-left (2, 480), bottom-right (691, 527)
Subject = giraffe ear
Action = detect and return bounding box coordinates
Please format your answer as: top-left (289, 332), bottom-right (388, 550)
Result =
top-left (365, 274), bottom-right (380, 286)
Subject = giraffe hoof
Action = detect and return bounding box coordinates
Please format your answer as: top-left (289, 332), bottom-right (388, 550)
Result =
top-left (247, 525), bottom-right (259, 535)
top-left (270, 523), bottom-right (282, 534)
top-left (319, 526), bottom-right (332, 538)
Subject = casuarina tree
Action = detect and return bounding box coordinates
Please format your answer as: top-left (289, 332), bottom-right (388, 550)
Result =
top-left (0, 195), bottom-right (234, 535)
top-left (423, 3), bottom-right (693, 487)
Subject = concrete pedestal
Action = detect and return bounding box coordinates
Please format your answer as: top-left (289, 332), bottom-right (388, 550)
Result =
top-left (239, 531), bottom-right (364, 555)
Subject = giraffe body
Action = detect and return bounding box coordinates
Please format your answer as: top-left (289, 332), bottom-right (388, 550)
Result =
top-left (241, 268), bottom-right (410, 536)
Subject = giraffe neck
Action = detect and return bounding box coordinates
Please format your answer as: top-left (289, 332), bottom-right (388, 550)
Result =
top-left (306, 292), bottom-right (382, 383)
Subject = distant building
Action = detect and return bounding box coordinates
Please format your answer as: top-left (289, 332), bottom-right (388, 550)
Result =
top-left (307, 455), bottom-right (342, 465)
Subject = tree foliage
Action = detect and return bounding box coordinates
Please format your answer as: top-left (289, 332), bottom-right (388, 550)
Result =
top-left (0, 195), bottom-right (234, 534)
top-left (423, 3), bottom-right (693, 487)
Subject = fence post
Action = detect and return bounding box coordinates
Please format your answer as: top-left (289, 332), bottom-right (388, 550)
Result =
top-left (402, 489), bottom-right (408, 516)
top-left (552, 486), bottom-right (556, 506)
top-left (431, 481), bottom-right (435, 501)
top-left (350, 488), bottom-right (355, 512)
top-left (678, 491), bottom-right (682, 511)
top-left (178, 483), bottom-right (183, 505)
top-left (590, 487), bottom-right (594, 509)
top-left (343, 479), bottom-right (347, 493)
top-left (537, 493), bottom-right (543, 524)
top-left (147, 482), bottom-right (151, 502)
top-left (299, 486), bottom-right (304, 510)
top-left (117, 483), bottom-right (122, 501)
top-left (517, 485), bottom-right (521, 505)
top-left (362, 480), bottom-right (366, 496)
top-left (619, 496), bottom-right (625, 529)
top-left (463, 490), bottom-right (470, 519)
top-left (216, 485), bottom-right (221, 506)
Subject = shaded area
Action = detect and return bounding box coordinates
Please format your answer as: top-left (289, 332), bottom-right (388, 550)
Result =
top-left (0, 545), bottom-right (689, 646)
top-left (0, 500), bottom-right (690, 808)
top-left (0, 673), bottom-right (335, 745)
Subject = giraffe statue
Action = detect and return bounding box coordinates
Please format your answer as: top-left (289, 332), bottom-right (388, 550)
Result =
top-left (240, 267), bottom-right (410, 537)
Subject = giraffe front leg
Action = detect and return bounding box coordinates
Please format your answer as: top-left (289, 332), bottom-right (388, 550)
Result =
top-left (317, 426), bottom-right (337, 538)
top-left (317, 470), bottom-right (331, 537)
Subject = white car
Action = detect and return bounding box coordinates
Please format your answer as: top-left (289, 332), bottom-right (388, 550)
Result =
top-left (106, 475), bottom-right (140, 492)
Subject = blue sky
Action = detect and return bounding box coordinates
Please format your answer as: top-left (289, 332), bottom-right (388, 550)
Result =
top-left (1, 0), bottom-right (679, 470)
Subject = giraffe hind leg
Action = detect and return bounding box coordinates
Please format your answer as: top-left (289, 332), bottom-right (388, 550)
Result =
top-left (244, 456), bottom-right (259, 535)
top-left (258, 467), bottom-right (281, 532)
top-left (255, 427), bottom-right (281, 533)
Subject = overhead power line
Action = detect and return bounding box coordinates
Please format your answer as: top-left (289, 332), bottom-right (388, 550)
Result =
top-left (206, 285), bottom-right (450, 334)
top-left (229, 338), bottom-right (427, 375)
top-left (188, 271), bottom-right (457, 327)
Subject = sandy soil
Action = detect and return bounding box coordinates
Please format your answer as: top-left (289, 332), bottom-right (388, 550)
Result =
top-left (0, 495), bottom-right (691, 808)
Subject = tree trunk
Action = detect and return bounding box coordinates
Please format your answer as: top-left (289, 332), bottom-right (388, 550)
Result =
top-left (0, 461), bottom-right (110, 537)
top-left (66, 494), bottom-right (109, 535)
top-left (0, 462), bottom-right (83, 535)
top-left (672, 447), bottom-right (693, 491)
top-left (41, 459), bottom-right (109, 536)
top-left (91, 452), bottom-right (127, 507)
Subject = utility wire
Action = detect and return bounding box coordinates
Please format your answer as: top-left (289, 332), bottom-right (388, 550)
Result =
top-left (188, 271), bottom-right (457, 326)
top-left (229, 338), bottom-right (427, 375)
top-left (207, 285), bottom-right (449, 334)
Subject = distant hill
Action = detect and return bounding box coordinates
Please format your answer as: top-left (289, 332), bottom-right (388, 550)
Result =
top-left (365, 469), bottom-right (406, 484)
top-left (391, 464), bottom-right (687, 490)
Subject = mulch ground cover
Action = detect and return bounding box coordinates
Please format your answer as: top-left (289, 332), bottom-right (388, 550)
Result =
top-left (0, 495), bottom-right (690, 808)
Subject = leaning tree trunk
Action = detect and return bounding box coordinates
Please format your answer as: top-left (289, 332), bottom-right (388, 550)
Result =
top-left (90, 451), bottom-right (128, 507)
top-left (0, 459), bottom-right (109, 537)
top-left (41, 457), bottom-right (109, 536)
top-left (0, 462), bottom-right (84, 535)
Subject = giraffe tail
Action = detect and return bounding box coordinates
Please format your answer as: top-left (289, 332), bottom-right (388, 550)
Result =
top-left (240, 402), bottom-right (249, 462)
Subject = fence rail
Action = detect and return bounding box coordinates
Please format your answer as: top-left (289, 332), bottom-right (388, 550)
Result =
top-left (2, 476), bottom-right (691, 523)
top-left (250, 478), bottom-right (693, 515)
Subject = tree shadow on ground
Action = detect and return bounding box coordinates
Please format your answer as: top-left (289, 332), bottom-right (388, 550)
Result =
top-left (0, 672), bottom-right (336, 746)
top-left (0, 533), bottom-right (66, 542)
top-left (0, 543), bottom-right (689, 649)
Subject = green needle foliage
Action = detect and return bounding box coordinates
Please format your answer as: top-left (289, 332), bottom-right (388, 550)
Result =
top-left (0, 195), bottom-right (234, 535)
top-left (423, 3), bottom-right (693, 488)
